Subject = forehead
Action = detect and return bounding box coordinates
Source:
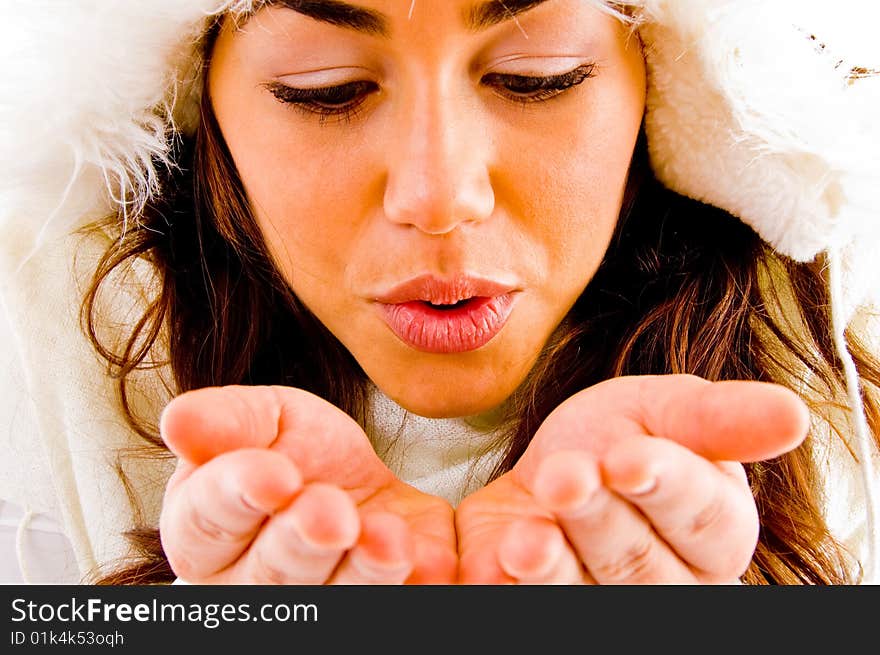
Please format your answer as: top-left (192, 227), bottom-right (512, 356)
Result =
top-left (227, 0), bottom-right (634, 35)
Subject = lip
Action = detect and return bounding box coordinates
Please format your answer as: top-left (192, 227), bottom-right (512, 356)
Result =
top-left (373, 274), bottom-right (519, 354)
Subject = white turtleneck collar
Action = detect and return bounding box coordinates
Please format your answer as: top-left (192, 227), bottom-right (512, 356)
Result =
top-left (366, 385), bottom-right (509, 507)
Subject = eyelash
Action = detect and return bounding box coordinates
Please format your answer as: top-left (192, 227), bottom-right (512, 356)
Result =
top-left (265, 80), bottom-right (376, 124)
top-left (483, 63), bottom-right (597, 103)
top-left (265, 63), bottom-right (597, 124)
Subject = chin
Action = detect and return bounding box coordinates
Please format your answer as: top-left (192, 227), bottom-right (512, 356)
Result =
top-left (396, 398), bottom-right (496, 420)
top-left (358, 329), bottom-right (543, 419)
top-left (380, 376), bottom-right (519, 420)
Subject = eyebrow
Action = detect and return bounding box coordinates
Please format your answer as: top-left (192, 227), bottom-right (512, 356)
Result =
top-left (252, 0), bottom-right (552, 36)
top-left (257, 0), bottom-right (390, 37)
top-left (465, 0), bottom-right (551, 31)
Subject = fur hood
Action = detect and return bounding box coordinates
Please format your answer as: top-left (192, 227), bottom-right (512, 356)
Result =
top-left (1, 0), bottom-right (879, 580)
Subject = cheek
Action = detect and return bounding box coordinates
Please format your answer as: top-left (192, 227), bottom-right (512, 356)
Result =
top-left (555, 110), bottom-right (643, 276)
top-left (501, 118), bottom-right (638, 298)
top-left (536, 50), bottom-right (645, 246)
top-left (494, 52), bottom-right (643, 284)
top-left (230, 128), bottom-right (374, 290)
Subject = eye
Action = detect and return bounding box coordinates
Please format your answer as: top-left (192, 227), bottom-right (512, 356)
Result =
top-left (481, 63), bottom-right (597, 103)
top-left (264, 80), bottom-right (379, 123)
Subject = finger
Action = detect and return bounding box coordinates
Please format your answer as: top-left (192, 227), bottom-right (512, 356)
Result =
top-left (407, 537), bottom-right (460, 584)
top-left (458, 545), bottom-right (517, 585)
top-left (527, 376), bottom-right (809, 471)
top-left (357, 483), bottom-right (458, 584)
top-left (240, 482), bottom-right (360, 584)
top-left (636, 377), bottom-right (810, 462)
top-left (160, 448), bottom-right (303, 582)
top-left (160, 385), bottom-right (385, 487)
top-left (455, 480), bottom-right (543, 585)
top-left (498, 517), bottom-right (591, 584)
top-left (329, 512), bottom-right (415, 584)
top-left (602, 436), bottom-right (757, 582)
top-left (160, 386), bottom-right (287, 463)
top-left (532, 450), bottom-right (696, 584)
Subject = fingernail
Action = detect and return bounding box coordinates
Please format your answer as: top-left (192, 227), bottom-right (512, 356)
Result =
top-left (350, 548), bottom-right (413, 580)
top-left (623, 477), bottom-right (656, 496)
top-left (291, 524), bottom-right (350, 557)
top-left (238, 493), bottom-right (272, 516)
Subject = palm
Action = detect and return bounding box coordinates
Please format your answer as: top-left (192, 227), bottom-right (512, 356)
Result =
top-left (457, 472), bottom-right (552, 583)
top-left (161, 385), bottom-right (456, 584)
top-left (458, 375), bottom-right (809, 584)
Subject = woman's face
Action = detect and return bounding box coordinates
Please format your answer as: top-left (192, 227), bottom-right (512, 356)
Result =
top-left (209, 0), bottom-right (646, 417)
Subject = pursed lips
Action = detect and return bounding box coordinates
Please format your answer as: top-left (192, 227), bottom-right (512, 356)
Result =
top-left (371, 273), bottom-right (521, 354)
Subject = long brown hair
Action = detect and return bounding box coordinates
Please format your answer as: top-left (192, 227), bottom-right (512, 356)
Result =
top-left (82, 22), bottom-right (880, 586)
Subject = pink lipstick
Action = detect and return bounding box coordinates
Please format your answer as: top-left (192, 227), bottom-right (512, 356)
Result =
top-left (374, 275), bottom-right (518, 354)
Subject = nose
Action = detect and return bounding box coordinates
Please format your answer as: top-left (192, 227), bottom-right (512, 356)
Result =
top-left (382, 82), bottom-right (495, 235)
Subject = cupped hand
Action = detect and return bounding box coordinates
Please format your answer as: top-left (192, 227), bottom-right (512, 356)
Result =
top-left (158, 385), bottom-right (456, 584)
top-left (455, 374), bottom-right (810, 584)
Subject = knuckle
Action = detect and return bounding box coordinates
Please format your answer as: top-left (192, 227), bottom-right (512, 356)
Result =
top-left (702, 524), bottom-right (759, 582)
top-left (671, 490), bottom-right (757, 582)
top-left (190, 510), bottom-right (246, 544)
top-left (700, 551), bottom-right (753, 584)
top-left (251, 549), bottom-right (296, 585)
top-left (590, 538), bottom-right (656, 583)
top-left (687, 493), bottom-right (729, 537)
top-left (165, 552), bottom-right (197, 581)
top-left (162, 542), bottom-right (207, 582)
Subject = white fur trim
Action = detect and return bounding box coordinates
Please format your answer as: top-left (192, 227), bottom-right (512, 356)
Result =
top-left (0, 0), bottom-right (228, 259)
top-left (640, 0), bottom-right (880, 315)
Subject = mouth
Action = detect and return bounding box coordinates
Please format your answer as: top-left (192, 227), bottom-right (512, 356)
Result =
top-left (373, 275), bottom-right (520, 354)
